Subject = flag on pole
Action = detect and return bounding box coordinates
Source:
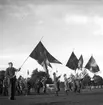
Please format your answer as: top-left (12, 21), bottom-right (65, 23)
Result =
top-left (30, 41), bottom-right (62, 66)
top-left (43, 50), bottom-right (52, 68)
top-left (85, 56), bottom-right (100, 73)
top-left (41, 59), bottom-right (48, 74)
top-left (78, 55), bottom-right (83, 69)
top-left (66, 52), bottom-right (78, 70)
top-left (27, 70), bottom-right (29, 75)
top-left (45, 58), bottom-right (52, 68)
top-left (41, 53), bottom-right (52, 75)
top-left (41, 52), bottom-right (52, 73)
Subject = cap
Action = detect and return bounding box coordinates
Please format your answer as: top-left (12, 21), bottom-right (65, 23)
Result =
top-left (64, 74), bottom-right (66, 77)
top-left (8, 62), bottom-right (13, 65)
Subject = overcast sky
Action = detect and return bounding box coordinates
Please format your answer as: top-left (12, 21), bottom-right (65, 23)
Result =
top-left (0, 0), bottom-right (103, 78)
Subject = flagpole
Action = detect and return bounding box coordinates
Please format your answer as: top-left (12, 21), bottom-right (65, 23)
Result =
top-left (73, 48), bottom-right (75, 52)
top-left (20, 56), bottom-right (30, 68)
top-left (44, 58), bottom-right (49, 77)
top-left (40, 36), bottom-right (44, 42)
top-left (20, 36), bottom-right (44, 68)
top-left (26, 70), bottom-right (28, 96)
top-left (26, 70), bottom-right (29, 96)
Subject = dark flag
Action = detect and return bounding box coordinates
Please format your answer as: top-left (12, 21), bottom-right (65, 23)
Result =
top-left (41, 51), bottom-right (52, 68)
top-left (78, 55), bottom-right (83, 69)
top-left (30, 41), bottom-right (62, 66)
top-left (27, 70), bottom-right (29, 75)
top-left (41, 59), bottom-right (49, 74)
top-left (66, 52), bottom-right (78, 70)
top-left (45, 58), bottom-right (52, 68)
top-left (85, 56), bottom-right (100, 73)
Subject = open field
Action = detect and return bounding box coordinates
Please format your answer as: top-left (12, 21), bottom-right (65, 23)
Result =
top-left (0, 89), bottom-right (103, 105)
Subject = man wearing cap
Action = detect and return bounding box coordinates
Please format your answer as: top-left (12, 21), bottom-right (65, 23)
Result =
top-left (5, 62), bottom-right (21, 100)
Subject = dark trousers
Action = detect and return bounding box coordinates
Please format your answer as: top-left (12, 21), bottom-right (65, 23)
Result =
top-left (0, 85), bottom-right (3, 95)
top-left (8, 77), bottom-right (16, 99)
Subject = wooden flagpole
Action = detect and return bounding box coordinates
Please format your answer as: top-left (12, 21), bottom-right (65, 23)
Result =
top-left (20, 56), bottom-right (30, 68)
top-left (20, 36), bottom-right (44, 68)
top-left (40, 36), bottom-right (44, 42)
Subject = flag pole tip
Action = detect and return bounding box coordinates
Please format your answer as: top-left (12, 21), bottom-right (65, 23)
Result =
top-left (40, 36), bottom-right (44, 41)
top-left (73, 48), bottom-right (75, 52)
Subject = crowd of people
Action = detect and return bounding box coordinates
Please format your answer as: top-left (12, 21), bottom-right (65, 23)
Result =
top-left (0, 62), bottom-right (103, 101)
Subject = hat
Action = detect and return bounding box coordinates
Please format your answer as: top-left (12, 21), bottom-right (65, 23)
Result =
top-left (8, 62), bottom-right (13, 65)
top-left (64, 74), bottom-right (66, 77)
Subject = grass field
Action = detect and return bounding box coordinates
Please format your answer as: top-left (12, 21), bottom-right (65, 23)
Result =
top-left (0, 88), bottom-right (103, 105)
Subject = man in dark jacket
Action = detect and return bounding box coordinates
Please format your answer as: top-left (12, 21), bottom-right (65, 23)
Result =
top-left (5, 62), bottom-right (21, 100)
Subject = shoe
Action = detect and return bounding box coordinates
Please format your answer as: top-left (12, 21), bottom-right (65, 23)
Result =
top-left (9, 97), bottom-right (16, 100)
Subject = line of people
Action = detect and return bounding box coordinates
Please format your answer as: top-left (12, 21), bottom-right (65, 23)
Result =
top-left (52, 73), bottom-right (82, 96)
top-left (0, 62), bottom-right (83, 100)
top-left (63, 74), bottom-right (82, 95)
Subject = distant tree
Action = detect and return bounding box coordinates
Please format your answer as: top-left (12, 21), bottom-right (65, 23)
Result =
top-left (30, 68), bottom-right (39, 87)
top-left (82, 74), bottom-right (91, 87)
top-left (30, 68), bottom-right (52, 87)
top-left (31, 68), bottom-right (38, 78)
top-left (0, 70), bottom-right (5, 94)
top-left (93, 75), bottom-right (103, 86)
top-left (0, 70), bottom-right (5, 81)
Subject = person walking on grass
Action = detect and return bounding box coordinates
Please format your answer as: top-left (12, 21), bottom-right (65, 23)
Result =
top-left (5, 62), bottom-right (21, 100)
top-left (53, 72), bottom-right (61, 96)
top-left (64, 74), bottom-right (69, 95)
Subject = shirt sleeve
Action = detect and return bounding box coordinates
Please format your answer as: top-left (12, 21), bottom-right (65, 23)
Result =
top-left (13, 67), bottom-right (18, 72)
top-left (14, 67), bottom-right (21, 72)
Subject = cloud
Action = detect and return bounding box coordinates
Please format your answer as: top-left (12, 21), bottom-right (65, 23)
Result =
top-left (0, 55), bottom-right (11, 59)
top-left (38, 20), bottom-right (44, 25)
top-left (0, 3), bottom-right (37, 20)
top-left (93, 16), bottom-right (103, 36)
top-left (0, 53), bottom-right (28, 60)
top-left (8, 5), bottom-right (32, 19)
top-left (0, 4), bottom-right (3, 9)
top-left (65, 14), bottom-right (88, 24)
top-left (64, 14), bottom-right (103, 36)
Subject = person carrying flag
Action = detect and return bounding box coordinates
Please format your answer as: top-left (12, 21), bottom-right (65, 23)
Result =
top-left (63, 74), bottom-right (69, 95)
top-left (53, 72), bottom-right (61, 96)
top-left (41, 76), bottom-right (47, 93)
top-left (5, 62), bottom-right (21, 100)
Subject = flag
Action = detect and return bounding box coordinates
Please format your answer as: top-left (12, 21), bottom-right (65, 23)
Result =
top-left (41, 59), bottom-right (48, 74)
top-left (78, 55), bottom-right (83, 69)
top-left (41, 51), bottom-right (51, 75)
top-left (30, 41), bottom-right (62, 65)
top-left (85, 56), bottom-right (100, 73)
top-left (45, 58), bottom-right (52, 68)
top-left (66, 52), bottom-right (78, 70)
top-left (79, 69), bottom-right (87, 79)
top-left (41, 57), bottom-right (52, 68)
top-left (27, 70), bottom-right (29, 75)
